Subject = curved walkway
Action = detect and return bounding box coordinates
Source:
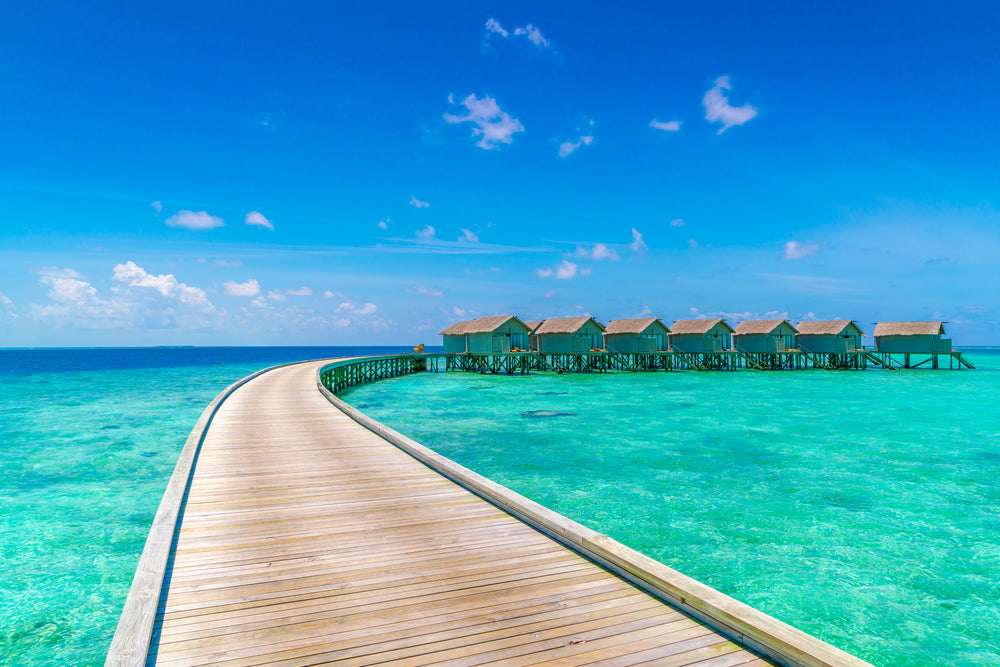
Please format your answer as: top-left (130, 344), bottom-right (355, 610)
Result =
top-left (136, 360), bottom-right (789, 665)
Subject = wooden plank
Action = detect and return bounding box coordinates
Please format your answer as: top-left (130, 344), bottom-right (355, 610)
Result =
top-left (107, 357), bottom-right (871, 667)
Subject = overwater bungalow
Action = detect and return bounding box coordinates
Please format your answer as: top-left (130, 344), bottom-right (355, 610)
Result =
top-left (439, 315), bottom-right (532, 354)
top-left (668, 318), bottom-right (734, 353)
top-left (604, 318), bottom-right (670, 353)
top-left (734, 319), bottom-right (798, 353)
top-left (534, 317), bottom-right (606, 353)
top-left (874, 321), bottom-right (951, 353)
top-left (796, 320), bottom-right (864, 353)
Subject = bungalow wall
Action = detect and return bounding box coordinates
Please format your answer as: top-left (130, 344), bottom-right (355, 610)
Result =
top-left (875, 335), bottom-right (952, 353)
top-left (735, 324), bottom-right (796, 353)
top-left (443, 335), bottom-right (469, 354)
top-left (537, 321), bottom-right (604, 353)
top-left (670, 333), bottom-right (727, 353)
top-left (797, 334), bottom-right (859, 353)
top-left (605, 330), bottom-right (668, 353)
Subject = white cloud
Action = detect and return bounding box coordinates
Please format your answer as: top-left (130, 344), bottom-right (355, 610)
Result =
top-left (444, 94), bottom-right (525, 150)
top-left (31, 262), bottom-right (218, 330)
top-left (514, 24), bottom-right (550, 49)
top-left (484, 18), bottom-right (508, 37)
top-left (703, 75), bottom-right (758, 134)
top-left (637, 305), bottom-right (652, 317)
top-left (670, 218), bottom-right (685, 228)
top-left (245, 211), bottom-right (274, 230)
top-left (650, 119), bottom-right (681, 132)
top-left (213, 259), bottom-right (242, 267)
top-left (558, 135), bottom-right (593, 157)
top-left (287, 286), bottom-right (313, 296)
top-left (322, 290), bottom-right (343, 300)
top-left (337, 301), bottom-right (378, 316)
top-left (580, 267), bottom-right (592, 276)
top-left (112, 261), bottom-right (212, 308)
top-left (688, 238), bottom-right (700, 249)
top-left (629, 227), bottom-right (648, 253)
top-left (544, 290), bottom-right (556, 298)
top-left (574, 243), bottom-right (620, 261)
top-left (458, 229), bottom-right (479, 243)
top-left (784, 241), bottom-right (820, 260)
top-left (150, 201), bottom-right (162, 213)
top-left (0, 291), bottom-right (11, 306)
top-left (416, 224), bottom-right (436, 240)
top-left (378, 217), bottom-right (389, 230)
top-left (409, 286), bottom-right (444, 297)
top-left (165, 210), bottom-right (225, 230)
top-left (250, 296), bottom-right (268, 308)
top-left (409, 196), bottom-right (430, 209)
top-left (267, 290), bottom-right (288, 302)
top-left (537, 259), bottom-right (579, 279)
top-left (222, 279), bottom-right (261, 297)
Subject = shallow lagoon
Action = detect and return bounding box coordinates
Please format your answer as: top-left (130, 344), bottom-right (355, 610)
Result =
top-left (344, 350), bottom-right (1000, 666)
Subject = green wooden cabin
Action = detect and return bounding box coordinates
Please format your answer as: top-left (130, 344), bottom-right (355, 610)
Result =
top-left (668, 319), bottom-right (734, 353)
top-left (604, 318), bottom-right (670, 353)
top-left (534, 317), bottom-right (606, 353)
top-left (874, 321), bottom-right (951, 353)
top-left (734, 319), bottom-right (799, 353)
top-left (439, 315), bottom-right (532, 354)
top-left (796, 320), bottom-right (864, 353)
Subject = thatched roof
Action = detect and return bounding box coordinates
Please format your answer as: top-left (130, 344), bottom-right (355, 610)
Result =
top-left (533, 317), bottom-right (606, 335)
top-left (874, 321), bottom-right (945, 337)
top-left (605, 318), bottom-right (670, 335)
top-left (439, 315), bottom-right (527, 336)
top-left (734, 319), bottom-right (798, 335)
top-left (669, 318), bottom-right (734, 335)
top-left (796, 320), bottom-right (864, 336)
top-left (523, 320), bottom-right (542, 333)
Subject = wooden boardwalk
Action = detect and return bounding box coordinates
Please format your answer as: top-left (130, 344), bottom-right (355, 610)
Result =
top-left (110, 358), bottom-right (871, 667)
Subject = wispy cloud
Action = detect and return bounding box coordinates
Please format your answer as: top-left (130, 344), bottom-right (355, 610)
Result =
top-left (150, 201), bottom-right (162, 213)
top-left (482, 19), bottom-right (554, 52)
top-left (222, 279), bottom-right (261, 297)
top-left (416, 225), bottom-right (436, 240)
top-left (537, 259), bottom-right (579, 279)
top-left (165, 210), bottom-right (224, 230)
top-left (703, 75), bottom-right (758, 134)
top-left (267, 289), bottom-right (288, 302)
top-left (443, 94), bottom-right (524, 150)
top-left (484, 17), bottom-right (508, 38)
top-left (514, 24), bottom-right (551, 49)
top-left (629, 228), bottom-right (648, 253)
top-left (378, 217), bottom-right (389, 230)
top-left (458, 229), bottom-right (479, 243)
top-left (783, 241), bottom-right (820, 260)
top-left (287, 286), bottom-right (313, 296)
top-left (558, 135), bottom-right (593, 157)
top-left (670, 218), bottom-right (685, 228)
top-left (649, 119), bottom-right (681, 132)
top-left (409, 196), bottom-right (430, 209)
top-left (408, 286), bottom-right (444, 297)
top-left (245, 211), bottom-right (274, 230)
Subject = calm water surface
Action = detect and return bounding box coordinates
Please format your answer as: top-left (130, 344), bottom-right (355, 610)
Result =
top-left (344, 349), bottom-right (1000, 667)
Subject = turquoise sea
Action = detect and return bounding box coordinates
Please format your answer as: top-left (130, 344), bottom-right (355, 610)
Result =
top-left (343, 350), bottom-right (1000, 667)
top-left (1, 348), bottom-right (997, 666)
top-left (0, 347), bottom-right (417, 667)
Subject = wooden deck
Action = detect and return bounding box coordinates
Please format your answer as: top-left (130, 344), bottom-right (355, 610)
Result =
top-left (109, 358), bottom-right (872, 667)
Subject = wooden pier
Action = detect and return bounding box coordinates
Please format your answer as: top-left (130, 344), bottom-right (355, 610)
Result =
top-left (438, 349), bottom-right (974, 375)
top-left (109, 357), bottom-right (873, 667)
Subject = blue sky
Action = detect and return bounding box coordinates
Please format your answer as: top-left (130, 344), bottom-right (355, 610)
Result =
top-left (2, 1), bottom-right (999, 346)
